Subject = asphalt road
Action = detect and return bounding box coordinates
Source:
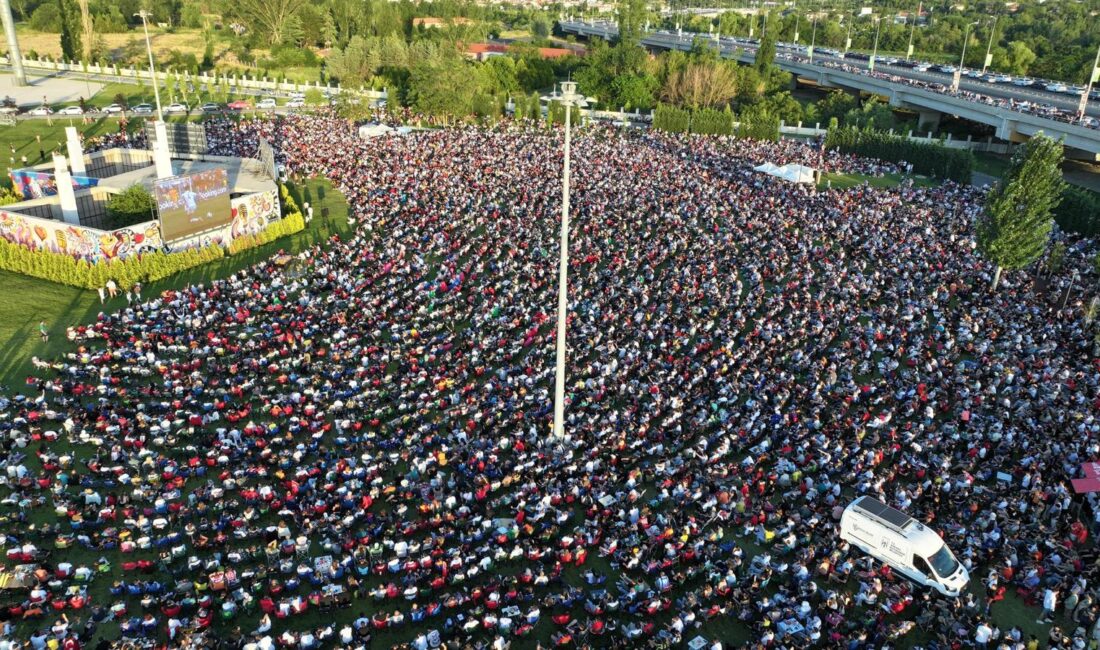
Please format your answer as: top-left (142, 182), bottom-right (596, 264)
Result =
top-left (564, 22), bottom-right (1100, 120)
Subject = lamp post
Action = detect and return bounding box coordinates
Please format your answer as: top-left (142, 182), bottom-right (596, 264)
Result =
top-left (1078, 42), bottom-right (1100, 120)
top-left (540, 81), bottom-right (593, 444)
top-left (135, 10), bottom-right (163, 121)
top-left (951, 21), bottom-right (979, 93)
top-left (869, 17), bottom-right (881, 72)
top-left (981, 16), bottom-right (998, 75)
top-left (808, 15), bottom-right (817, 63)
top-left (906, 1), bottom-right (921, 61)
top-left (843, 13), bottom-right (852, 56)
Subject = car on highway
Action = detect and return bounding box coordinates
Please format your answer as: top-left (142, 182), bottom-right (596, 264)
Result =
top-left (1091, 89), bottom-right (1100, 100)
top-left (131, 103), bottom-right (154, 115)
top-left (58, 105), bottom-right (84, 115)
top-left (227, 100), bottom-right (252, 111)
top-left (165, 103), bottom-right (189, 114)
top-left (286, 98), bottom-right (305, 108)
top-left (200, 103), bottom-right (222, 113)
top-left (257, 98), bottom-right (277, 109)
top-left (1065, 85), bottom-right (1086, 96)
top-left (913, 63), bottom-right (931, 72)
top-left (102, 103), bottom-right (126, 114)
top-left (937, 65), bottom-right (957, 73)
top-left (29, 105), bottom-right (54, 116)
top-left (1044, 83), bottom-right (1069, 93)
top-left (1012, 77), bottom-right (1033, 86)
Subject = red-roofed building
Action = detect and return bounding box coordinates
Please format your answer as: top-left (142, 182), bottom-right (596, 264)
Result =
top-left (464, 43), bottom-right (583, 61)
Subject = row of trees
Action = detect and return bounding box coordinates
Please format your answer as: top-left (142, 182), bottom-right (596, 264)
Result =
top-left (652, 103), bottom-right (779, 140)
top-left (0, 208), bottom-right (305, 289)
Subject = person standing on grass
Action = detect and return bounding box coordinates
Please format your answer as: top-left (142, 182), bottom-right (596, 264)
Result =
top-left (97, 286), bottom-right (105, 304)
top-left (38, 321), bottom-right (48, 343)
top-left (105, 279), bottom-right (118, 299)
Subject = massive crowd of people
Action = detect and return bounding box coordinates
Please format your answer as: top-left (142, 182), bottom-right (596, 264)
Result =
top-left (0, 113), bottom-right (1098, 650)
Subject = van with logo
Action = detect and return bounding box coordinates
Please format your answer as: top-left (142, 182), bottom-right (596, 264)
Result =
top-left (840, 496), bottom-right (969, 597)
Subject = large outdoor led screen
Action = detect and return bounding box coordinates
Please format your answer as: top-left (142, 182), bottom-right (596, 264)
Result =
top-left (154, 169), bottom-right (232, 242)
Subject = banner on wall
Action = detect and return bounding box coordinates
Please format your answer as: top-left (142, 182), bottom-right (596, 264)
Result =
top-left (10, 169), bottom-right (100, 199)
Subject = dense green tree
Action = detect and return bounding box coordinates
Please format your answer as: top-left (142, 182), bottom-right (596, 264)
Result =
top-left (616, 0), bottom-right (647, 48)
top-left (530, 16), bottom-right (550, 40)
top-left (107, 185), bottom-right (156, 230)
top-left (407, 52), bottom-right (480, 123)
top-left (327, 36), bottom-right (380, 86)
top-left (815, 91), bottom-right (858, 127)
top-left (754, 23), bottom-right (776, 73)
top-left (977, 133), bottom-right (1065, 291)
top-left (58, 0), bottom-right (81, 61)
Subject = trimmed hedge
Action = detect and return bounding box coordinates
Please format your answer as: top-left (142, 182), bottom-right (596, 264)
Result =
top-left (690, 107), bottom-right (734, 136)
top-left (653, 104), bottom-right (691, 133)
top-left (824, 126), bottom-right (974, 183)
top-left (1054, 186), bottom-right (1100, 237)
top-left (0, 212), bottom-right (305, 290)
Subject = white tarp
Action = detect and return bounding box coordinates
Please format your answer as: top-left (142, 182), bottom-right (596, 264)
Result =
top-left (358, 123), bottom-right (396, 139)
top-left (753, 162), bottom-right (816, 184)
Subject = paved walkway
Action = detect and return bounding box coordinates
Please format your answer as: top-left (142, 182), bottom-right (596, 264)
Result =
top-left (0, 72), bottom-right (103, 108)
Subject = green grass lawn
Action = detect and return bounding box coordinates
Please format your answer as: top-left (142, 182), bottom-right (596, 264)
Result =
top-left (973, 151), bottom-right (1013, 178)
top-left (0, 177), bottom-right (351, 390)
top-left (819, 171), bottom-right (939, 190)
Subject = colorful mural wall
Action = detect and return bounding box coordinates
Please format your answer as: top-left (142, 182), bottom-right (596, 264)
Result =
top-left (10, 169), bottom-right (100, 199)
top-left (0, 189), bottom-right (280, 263)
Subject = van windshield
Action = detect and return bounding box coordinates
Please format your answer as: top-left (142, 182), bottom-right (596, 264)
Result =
top-left (927, 545), bottom-right (960, 578)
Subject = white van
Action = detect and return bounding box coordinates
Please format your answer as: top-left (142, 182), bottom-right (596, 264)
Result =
top-left (840, 496), bottom-right (969, 597)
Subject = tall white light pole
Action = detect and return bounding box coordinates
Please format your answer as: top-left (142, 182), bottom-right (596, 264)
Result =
top-left (808, 15), bottom-right (817, 63)
top-left (981, 16), bottom-right (998, 75)
top-left (1078, 42), bottom-right (1100, 119)
top-left (869, 17), bottom-right (881, 72)
top-left (0, 0), bottom-right (25, 86)
top-left (952, 21), bottom-right (979, 93)
top-left (135, 10), bottom-right (163, 121)
top-left (541, 81), bottom-right (592, 443)
top-left (906, 1), bottom-right (921, 61)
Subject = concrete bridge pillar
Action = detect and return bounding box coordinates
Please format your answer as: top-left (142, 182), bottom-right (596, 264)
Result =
top-left (917, 109), bottom-right (942, 132)
top-left (996, 119), bottom-right (1027, 143)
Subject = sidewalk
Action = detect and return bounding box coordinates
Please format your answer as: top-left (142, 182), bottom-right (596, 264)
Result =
top-left (0, 72), bottom-right (103, 107)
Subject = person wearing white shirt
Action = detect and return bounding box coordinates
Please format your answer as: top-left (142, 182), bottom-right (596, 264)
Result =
top-left (975, 621), bottom-right (993, 649)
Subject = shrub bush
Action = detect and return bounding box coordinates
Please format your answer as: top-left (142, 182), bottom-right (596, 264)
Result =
top-left (653, 104), bottom-right (691, 133)
top-left (690, 107), bottom-right (734, 136)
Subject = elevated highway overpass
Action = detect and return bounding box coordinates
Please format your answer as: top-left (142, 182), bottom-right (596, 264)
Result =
top-left (560, 20), bottom-right (1100, 157)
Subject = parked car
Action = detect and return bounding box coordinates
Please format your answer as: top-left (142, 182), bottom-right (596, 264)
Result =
top-left (103, 103), bottom-right (126, 114)
top-left (913, 63), bottom-right (931, 72)
top-left (1044, 83), bottom-right (1069, 93)
top-left (227, 100), bottom-right (252, 111)
top-left (257, 98), bottom-right (277, 109)
top-left (29, 105), bottom-right (54, 116)
top-left (1012, 77), bottom-right (1033, 86)
top-left (165, 103), bottom-right (189, 114)
top-left (937, 65), bottom-right (957, 73)
top-left (200, 103), bottom-right (222, 113)
top-left (58, 105), bottom-right (84, 115)
top-left (131, 103), bottom-right (154, 115)
top-left (286, 99), bottom-right (305, 108)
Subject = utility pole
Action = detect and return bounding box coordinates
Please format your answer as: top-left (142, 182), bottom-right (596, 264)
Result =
top-left (1078, 42), bottom-right (1100, 119)
top-left (0, 0), bottom-right (26, 86)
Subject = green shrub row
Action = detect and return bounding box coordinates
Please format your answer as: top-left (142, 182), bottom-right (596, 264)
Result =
top-left (824, 126), bottom-right (974, 183)
top-left (1054, 186), bottom-right (1100, 237)
top-left (0, 212), bottom-right (305, 290)
top-left (653, 103), bottom-right (775, 140)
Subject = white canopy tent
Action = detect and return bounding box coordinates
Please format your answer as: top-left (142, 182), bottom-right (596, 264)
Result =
top-left (753, 162), bottom-right (817, 184)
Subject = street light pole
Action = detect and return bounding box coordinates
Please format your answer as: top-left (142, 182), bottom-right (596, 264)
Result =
top-left (869, 17), bottom-right (881, 72)
top-left (952, 21), bottom-right (979, 93)
top-left (981, 16), bottom-right (997, 75)
top-left (808, 15), bottom-right (817, 63)
top-left (1078, 42), bottom-right (1100, 119)
top-left (906, 1), bottom-right (921, 61)
top-left (844, 14), bottom-right (852, 56)
top-left (135, 10), bottom-right (163, 121)
top-left (541, 81), bottom-right (592, 444)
